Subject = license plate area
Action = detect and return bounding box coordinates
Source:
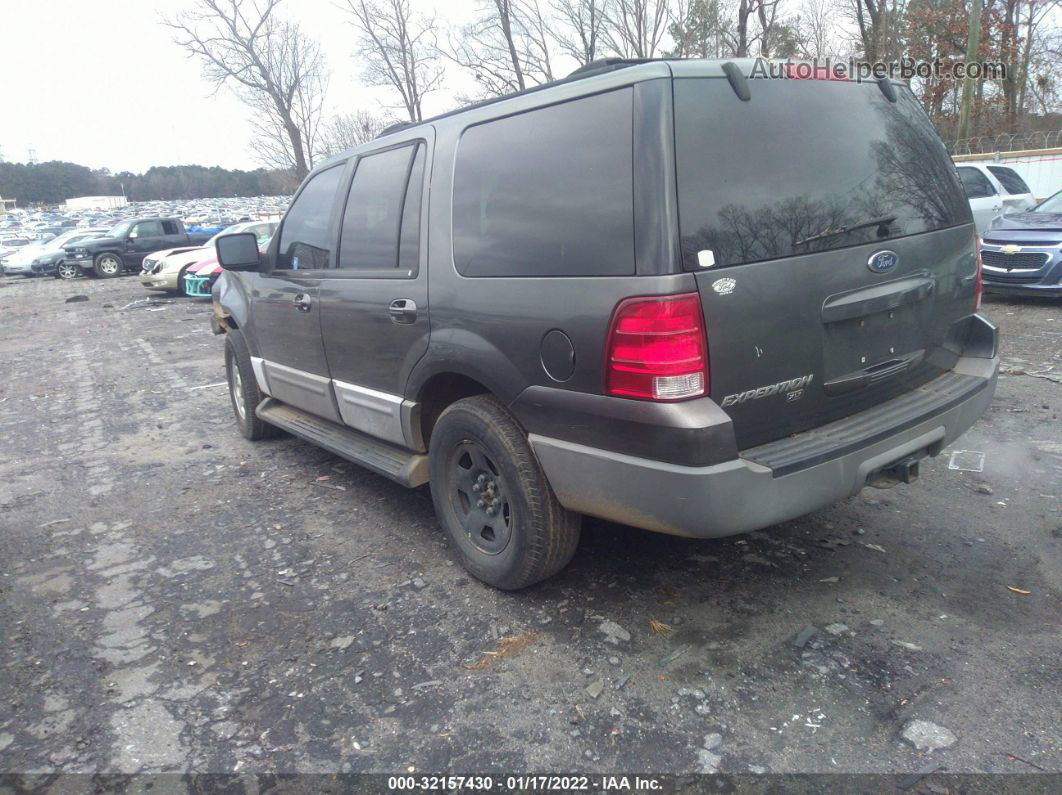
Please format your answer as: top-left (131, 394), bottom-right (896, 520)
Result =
top-left (823, 305), bottom-right (928, 392)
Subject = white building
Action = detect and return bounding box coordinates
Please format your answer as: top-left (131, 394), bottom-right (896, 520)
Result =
top-left (0, 195), bottom-right (15, 213)
top-left (64, 195), bottom-right (127, 210)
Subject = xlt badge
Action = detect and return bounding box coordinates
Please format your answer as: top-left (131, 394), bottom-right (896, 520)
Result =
top-left (721, 374), bottom-right (814, 407)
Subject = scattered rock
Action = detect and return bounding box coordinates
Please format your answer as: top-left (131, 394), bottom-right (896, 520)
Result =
top-left (976, 484), bottom-right (993, 495)
top-left (598, 620), bottom-right (631, 645)
top-left (586, 679), bottom-right (605, 699)
top-left (748, 765), bottom-right (767, 774)
top-left (892, 640), bottom-right (923, 652)
top-left (703, 732), bottom-right (723, 750)
top-left (901, 719), bottom-right (957, 752)
top-left (65, 295), bottom-right (89, 303)
top-left (825, 623), bottom-right (849, 636)
top-left (330, 636), bottom-right (355, 651)
top-left (792, 625), bottom-right (818, 648)
top-left (411, 577), bottom-right (427, 589)
top-left (608, 656), bottom-right (620, 665)
top-left (869, 619), bottom-right (885, 627)
top-left (696, 749), bottom-right (721, 773)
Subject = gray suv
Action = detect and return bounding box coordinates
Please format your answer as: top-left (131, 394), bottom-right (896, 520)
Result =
top-left (211, 59), bottom-right (999, 590)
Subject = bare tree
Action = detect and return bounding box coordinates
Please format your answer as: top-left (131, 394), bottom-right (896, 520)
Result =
top-left (850, 0), bottom-right (906, 62)
top-left (166, 0), bottom-right (327, 179)
top-left (792, 0), bottom-right (837, 59)
top-left (552, 0), bottom-right (608, 65)
top-left (448, 0), bottom-right (557, 97)
top-left (316, 110), bottom-right (391, 158)
top-left (342, 0), bottom-right (445, 122)
top-left (603, 0), bottom-right (670, 58)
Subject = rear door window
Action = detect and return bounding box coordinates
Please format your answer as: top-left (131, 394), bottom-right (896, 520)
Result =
top-left (277, 164), bottom-right (345, 270)
top-left (453, 88), bottom-right (635, 277)
top-left (987, 166), bottom-right (1031, 195)
top-left (133, 220), bottom-right (163, 238)
top-left (674, 79), bottom-right (971, 269)
top-left (337, 143), bottom-right (419, 271)
top-left (957, 167), bottom-right (996, 199)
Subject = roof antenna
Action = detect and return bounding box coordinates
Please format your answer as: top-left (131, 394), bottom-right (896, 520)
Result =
top-left (722, 62), bottom-right (751, 101)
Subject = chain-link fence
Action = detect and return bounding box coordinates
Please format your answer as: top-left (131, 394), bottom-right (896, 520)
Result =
top-left (949, 130), bottom-right (1062, 155)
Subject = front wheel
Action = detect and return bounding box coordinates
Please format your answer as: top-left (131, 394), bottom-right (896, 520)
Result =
top-left (56, 262), bottom-right (81, 280)
top-left (93, 253), bottom-right (122, 278)
top-left (428, 395), bottom-right (580, 590)
top-left (224, 330), bottom-right (279, 441)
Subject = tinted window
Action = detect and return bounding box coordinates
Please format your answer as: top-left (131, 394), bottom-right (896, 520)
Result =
top-left (987, 166), bottom-right (1031, 195)
top-left (675, 79), bottom-right (971, 269)
top-left (277, 164), bottom-right (344, 270)
top-left (399, 145), bottom-right (426, 271)
top-left (134, 220), bottom-right (163, 238)
top-left (453, 88), bottom-right (635, 277)
top-left (161, 220), bottom-right (180, 235)
top-left (338, 145), bottom-right (416, 270)
top-left (958, 167), bottom-right (995, 199)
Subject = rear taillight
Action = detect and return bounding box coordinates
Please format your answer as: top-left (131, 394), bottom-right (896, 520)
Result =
top-left (974, 235), bottom-right (983, 311)
top-left (605, 293), bottom-right (708, 401)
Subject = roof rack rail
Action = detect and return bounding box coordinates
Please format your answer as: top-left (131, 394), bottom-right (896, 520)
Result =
top-left (566, 58), bottom-right (656, 79)
top-left (378, 120), bottom-right (412, 137)
top-left (371, 58), bottom-right (676, 141)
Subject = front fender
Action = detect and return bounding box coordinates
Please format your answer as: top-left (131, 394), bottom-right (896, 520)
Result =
top-left (213, 272), bottom-right (253, 338)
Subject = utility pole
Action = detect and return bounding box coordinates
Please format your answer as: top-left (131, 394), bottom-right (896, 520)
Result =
top-left (956, 0), bottom-right (983, 141)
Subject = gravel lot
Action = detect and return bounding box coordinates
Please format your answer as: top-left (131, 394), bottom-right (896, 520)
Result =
top-left (0, 275), bottom-right (1059, 777)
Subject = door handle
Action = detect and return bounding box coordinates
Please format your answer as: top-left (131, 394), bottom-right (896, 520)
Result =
top-left (293, 293), bottom-right (313, 312)
top-left (389, 298), bottom-right (417, 324)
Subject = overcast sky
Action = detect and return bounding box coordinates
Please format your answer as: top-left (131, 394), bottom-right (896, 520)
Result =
top-left (1, 0), bottom-right (497, 173)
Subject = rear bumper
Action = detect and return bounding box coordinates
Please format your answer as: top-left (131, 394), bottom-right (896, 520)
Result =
top-left (531, 320), bottom-right (998, 539)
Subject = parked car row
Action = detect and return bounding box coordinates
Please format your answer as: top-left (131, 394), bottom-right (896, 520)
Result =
top-left (1, 196), bottom-right (288, 282)
top-left (140, 221), bottom-right (276, 296)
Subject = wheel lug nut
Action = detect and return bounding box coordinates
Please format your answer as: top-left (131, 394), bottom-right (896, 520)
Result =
top-left (472, 483), bottom-right (481, 493)
top-left (486, 507), bottom-right (495, 517)
top-left (476, 500), bottom-right (485, 509)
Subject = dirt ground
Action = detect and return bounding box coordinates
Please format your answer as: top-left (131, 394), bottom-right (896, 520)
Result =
top-left (0, 275), bottom-right (1059, 777)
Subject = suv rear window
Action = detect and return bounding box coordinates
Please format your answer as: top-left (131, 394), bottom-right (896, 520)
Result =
top-left (675, 79), bottom-right (971, 269)
top-left (453, 88), bottom-right (634, 277)
top-left (957, 167), bottom-right (995, 199)
top-left (987, 165), bottom-right (1031, 195)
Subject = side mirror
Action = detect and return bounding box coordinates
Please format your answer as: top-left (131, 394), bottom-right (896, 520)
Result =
top-left (216, 232), bottom-right (261, 271)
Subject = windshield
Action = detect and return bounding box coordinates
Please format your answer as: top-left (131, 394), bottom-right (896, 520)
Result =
top-left (675, 78), bottom-right (971, 269)
top-left (1035, 191), bottom-right (1062, 213)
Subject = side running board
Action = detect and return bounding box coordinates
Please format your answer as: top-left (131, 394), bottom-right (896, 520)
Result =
top-left (256, 398), bottom-right (429, 487)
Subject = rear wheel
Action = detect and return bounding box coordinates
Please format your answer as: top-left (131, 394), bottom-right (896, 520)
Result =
top-left (225, 329), bottom-right (279, 441)
top-left (428, 395), bottom-right (580, 590)
top-left (93, 253), bottom-right (122, 278)
top-left (56, 262), bottom-right (80, 280)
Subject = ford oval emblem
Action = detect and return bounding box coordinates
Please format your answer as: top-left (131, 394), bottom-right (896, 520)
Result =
top-left (867, 250), bottom-right (898, 274)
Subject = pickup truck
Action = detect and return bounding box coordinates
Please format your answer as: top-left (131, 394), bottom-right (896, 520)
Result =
top-left (63, 217), bottom-right (214, 278)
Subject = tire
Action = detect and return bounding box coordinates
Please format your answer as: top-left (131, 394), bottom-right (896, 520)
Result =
top-left (428, 395), bottom-right (580, 590)
top-left (224, 329), bottom-right (279, 441)
top-left (93, 253), bottom-right (123, 278)
top-left (56, 261), bottom-right (81, 280)
top-left (177, 266), bottom-right (192, 296)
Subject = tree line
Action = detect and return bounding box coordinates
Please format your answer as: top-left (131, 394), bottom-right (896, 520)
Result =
top-left (0, 161), bottom-right (299, 206)
top-left (167, 0), bottom-right (1062, 180)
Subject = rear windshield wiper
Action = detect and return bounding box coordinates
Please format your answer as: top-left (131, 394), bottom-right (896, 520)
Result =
top-left (795, 215), bottom-right (897, 247)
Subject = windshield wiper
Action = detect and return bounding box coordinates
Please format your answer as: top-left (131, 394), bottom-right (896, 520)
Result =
top-left (795, 215), bottom-right (897, 247)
